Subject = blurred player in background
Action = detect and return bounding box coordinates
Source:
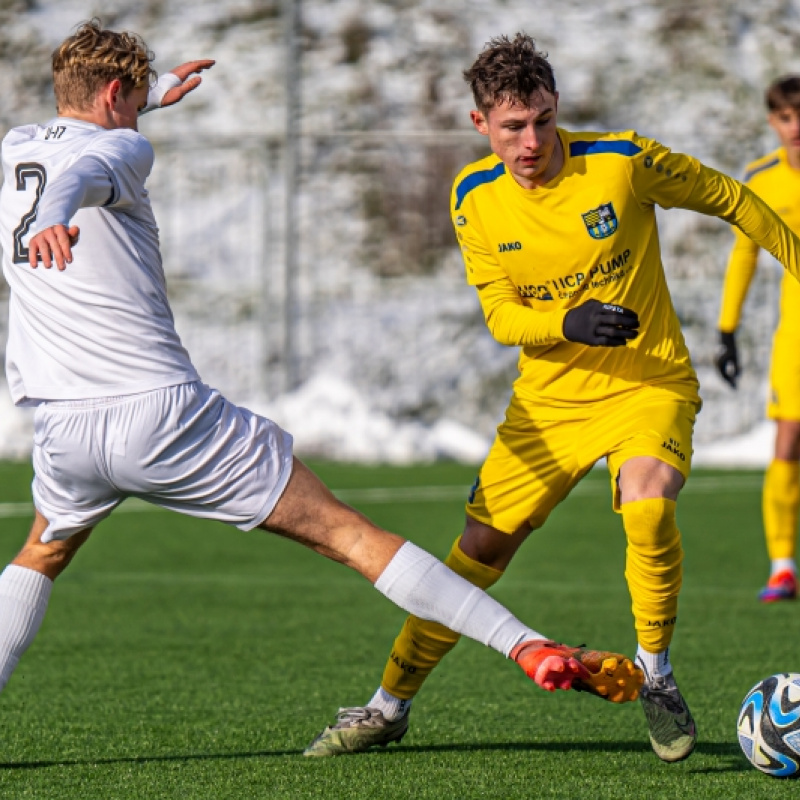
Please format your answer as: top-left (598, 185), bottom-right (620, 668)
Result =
top-left (307, 33), bottom-right (800, 764)
top-left (716, 75), bottom-right (800, 604)
top-left (0, 21), bottom-right (646, 746)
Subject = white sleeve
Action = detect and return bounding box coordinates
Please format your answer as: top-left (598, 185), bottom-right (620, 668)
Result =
top-left (32, 155), bottom-right (115, 232)
top-left (33, 130), bottom-right (154, 232)
top-left (89, 130), bottom-right (154, 208)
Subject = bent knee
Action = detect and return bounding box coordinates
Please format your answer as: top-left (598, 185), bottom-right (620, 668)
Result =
top-left (621, 497), bottom-right (680, 551)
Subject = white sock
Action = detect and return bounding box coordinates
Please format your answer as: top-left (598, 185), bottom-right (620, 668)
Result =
top-left (771, 558), bottom-right (797, 576)
top-left (367, 686), bottom-right (411, 721)
top-left (635, 645), bottom-right (672, 681)
top-left (0, 565), bottom-right (53, 692)
top-left (374, 542), bottom-right (543, 658)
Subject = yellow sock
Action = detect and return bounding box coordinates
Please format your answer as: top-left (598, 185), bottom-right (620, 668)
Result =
top-left (762, 459), bottom-right (800, 561)
top-left (622, 498), bottom-right (682, 654)
top-left (379, 537), bottom-right (503, 699)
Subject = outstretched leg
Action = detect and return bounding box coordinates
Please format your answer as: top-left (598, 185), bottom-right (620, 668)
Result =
top-left (260, 460), bottom-right (542, 656)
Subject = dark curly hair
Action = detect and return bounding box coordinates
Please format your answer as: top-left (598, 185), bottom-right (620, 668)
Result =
top-left (463, 33), bottom-right (556, 114)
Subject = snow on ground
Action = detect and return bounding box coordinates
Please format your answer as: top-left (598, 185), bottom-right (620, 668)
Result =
top-left (245, 373), bottom-right (491, 464)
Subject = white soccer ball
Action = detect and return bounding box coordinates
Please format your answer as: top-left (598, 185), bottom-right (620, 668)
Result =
top-left (737, 672), bottom-right (800, 778)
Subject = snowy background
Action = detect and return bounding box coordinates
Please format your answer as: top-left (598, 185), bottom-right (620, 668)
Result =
top-left (1, 0), bottom-right (800, 466)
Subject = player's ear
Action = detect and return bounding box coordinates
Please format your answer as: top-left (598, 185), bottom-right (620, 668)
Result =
top-left (470, 109), bottom-right (489, 135)
top-left (105, 78), bottom-right (123, 108)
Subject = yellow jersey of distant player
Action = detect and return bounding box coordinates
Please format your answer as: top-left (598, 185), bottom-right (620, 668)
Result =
top-left (718, 147), bottom-right (800, 337)
top-left (451, 128), bottom-right (709, 416)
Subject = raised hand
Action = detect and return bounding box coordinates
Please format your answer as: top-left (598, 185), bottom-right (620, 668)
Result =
top-left (160, 60), bottom-right (216, 108)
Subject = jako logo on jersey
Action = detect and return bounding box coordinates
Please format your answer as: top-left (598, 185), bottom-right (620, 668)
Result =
top-left (455, 215), bottom-right (467, 227)
top-left (581, 202), bottom-right (618, 239)
top-left (498, 241), bottom-right (522, 253)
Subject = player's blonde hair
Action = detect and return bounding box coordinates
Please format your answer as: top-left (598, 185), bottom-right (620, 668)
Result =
top-left (464, 33), bottom-right (556, 115)
top-left (52, 19), bottom-right (156, 113)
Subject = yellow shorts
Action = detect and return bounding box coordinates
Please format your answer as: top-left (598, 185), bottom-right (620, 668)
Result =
top-left (467, 388), bottom-right (697, 534)
top-left (768, 328), bottom-right (800, 420)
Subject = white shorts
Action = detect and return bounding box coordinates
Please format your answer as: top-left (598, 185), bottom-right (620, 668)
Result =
top-left (32, 381), bottom-right (294, 543)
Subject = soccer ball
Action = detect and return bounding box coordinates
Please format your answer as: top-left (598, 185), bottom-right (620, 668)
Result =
top-left (737, 673), bottom-right (800, 778)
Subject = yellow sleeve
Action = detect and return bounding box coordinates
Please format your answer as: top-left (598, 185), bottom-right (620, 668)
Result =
top-left (450, 163), bottom-right (509, 286)
top-left (629, 141), bottom-right (800, 328)
top-left (475, 277), bottom-right (569, 346)
top-left (452, 213), bottom-right (506, 286)
top-left (717, 227), bottom-right (759, 332)
top-left (628, 136), bottom-right (703, 209)
top-left (678, 166), bottom-right (800, 289)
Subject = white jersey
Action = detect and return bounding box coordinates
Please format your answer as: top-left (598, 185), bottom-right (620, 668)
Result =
top-left (0, 117), bottom-right (199, 405)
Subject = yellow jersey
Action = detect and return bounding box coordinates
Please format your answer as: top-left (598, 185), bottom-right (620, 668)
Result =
top-left (718, 147), bottom-right (800, 336)
top-left (452, 128), bottom-right (800, 416)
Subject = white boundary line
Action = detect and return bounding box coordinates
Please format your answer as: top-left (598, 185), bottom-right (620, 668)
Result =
top-left (0, 473), bottom-right (764, 519)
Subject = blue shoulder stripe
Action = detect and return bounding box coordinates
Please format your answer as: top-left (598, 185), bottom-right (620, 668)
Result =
top-left (744, 157), bottom-right (780, 183)
top-left (454, 162), bottom-right (506, 210)
top-left (570, 140), bottom-right (642, 157)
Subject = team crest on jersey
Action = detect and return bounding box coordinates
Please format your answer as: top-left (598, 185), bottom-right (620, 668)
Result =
top-left (581, 202), bottom-right (618, 239)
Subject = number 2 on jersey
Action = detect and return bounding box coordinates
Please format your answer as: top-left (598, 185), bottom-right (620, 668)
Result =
top-left (12, 162), bottom-right (47, 264)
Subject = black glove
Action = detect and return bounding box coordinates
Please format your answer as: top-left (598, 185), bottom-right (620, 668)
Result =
top-left (715, 330), bottom-right (739, 388)
top-left (562, 299), bottom-right (640, 347)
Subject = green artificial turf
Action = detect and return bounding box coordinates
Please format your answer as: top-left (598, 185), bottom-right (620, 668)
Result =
top-left (0, 461), bottom-right (795, 798)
